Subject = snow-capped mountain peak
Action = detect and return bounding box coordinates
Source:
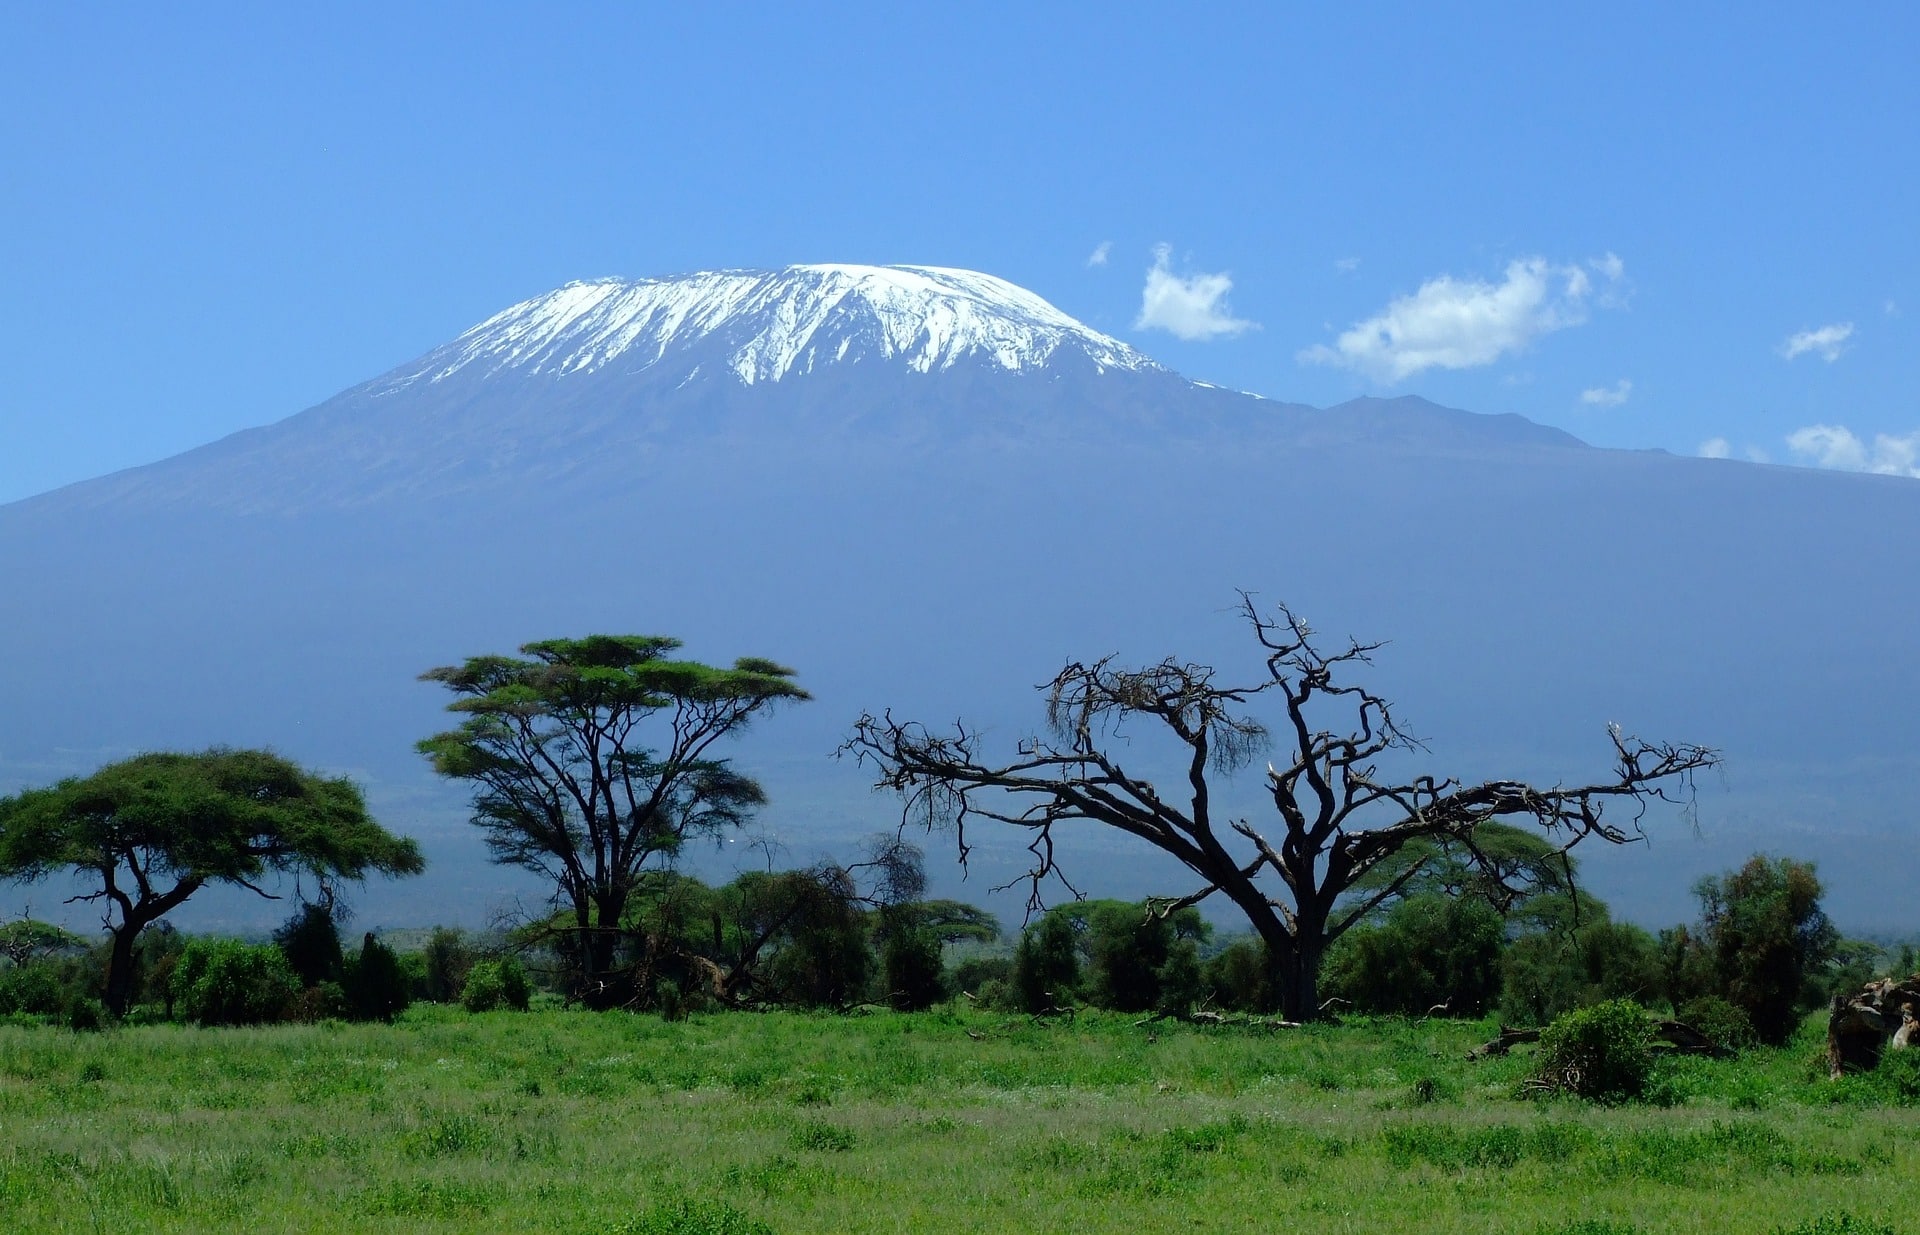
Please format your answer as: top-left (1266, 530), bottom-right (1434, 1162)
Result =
top-left (377, 264), bottom-right (1163, 391)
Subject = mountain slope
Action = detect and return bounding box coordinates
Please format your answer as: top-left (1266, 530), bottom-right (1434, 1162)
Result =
top-left (0, 264), bottom-right (1911, 931)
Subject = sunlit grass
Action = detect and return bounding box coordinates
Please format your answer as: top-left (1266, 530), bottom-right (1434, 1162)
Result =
top-left (0, 1006), bottom-right (1913, 1232)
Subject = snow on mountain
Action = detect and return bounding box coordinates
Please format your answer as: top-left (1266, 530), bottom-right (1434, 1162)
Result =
top-left (376, 264), bottom-right (1163, 392)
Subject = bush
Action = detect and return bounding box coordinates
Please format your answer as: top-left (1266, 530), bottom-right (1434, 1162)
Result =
top-left (1203, 938), bottom-right (1276, 1013)
top-left (1500, 919), bottom-right (1663, 1027)
top-left (272, 902), bottom-right (345, 988)
top-left (1533, 998), bottom-right (1655, 1102)
top-left (172, 938), bottom-right (301, 1027)
top-left (460, 958), bottom-right (531, 1012)
top-left (1676, 995), bottom-right (1756, 1053)
top-left (0, 962), bottom-right (67, 1016)
top-left (881, 925), bottom-right (946, 1011)
top-left (421, 927), bottom-right (474, 1003)
top-left (1323, 894), bottom-right (1503, 1017)
top-left (1012, 912), bottom-right (1079, 1012)
top-left (343, 933), bottom-right (411, 1022)
top-left (949, 954), bottom-right (1013, 999)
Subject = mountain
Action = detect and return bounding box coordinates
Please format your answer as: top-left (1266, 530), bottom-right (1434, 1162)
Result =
top-left (2, 264), bottom-right (1915, 931)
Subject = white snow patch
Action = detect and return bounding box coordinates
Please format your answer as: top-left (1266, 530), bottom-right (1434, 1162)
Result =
top-left (378, 265), bottom-right (1162, 391)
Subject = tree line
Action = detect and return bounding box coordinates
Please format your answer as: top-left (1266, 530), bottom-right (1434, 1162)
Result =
top-left (0, 601), bottom-right (1879, 1039)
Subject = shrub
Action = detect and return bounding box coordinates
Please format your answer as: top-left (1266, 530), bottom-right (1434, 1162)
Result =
top-left (1203, 938), bottom-right (1275, 1012)
top-left (273, 902), bottom-right (345, 988)
top-left (1323, 893), bottom-right (1503, 1017)
top-left (172, 938), bottom-right (301, 1027)
top-left (1012, 912), bottom-right (1079, 1012)
top-left (881, 923), bottom-right (946, 1011)
top-left (461, 958), bottom-right (531, 1012)
top-left (950, 954), bottom-right (1013, 999)
top-left (0, 962), bottom-right (67, 1017)
top-left (421, 927), bottom-right (474, 1003)
top-left (1676, 995), bottom-right (1756, 1053)
top-left (1533, 998), bottom-right (1654, 1102)
top-left (1500, 920), bottom-right (1663, 1026)
top-left (343, 933), bottom-right (411, 1022)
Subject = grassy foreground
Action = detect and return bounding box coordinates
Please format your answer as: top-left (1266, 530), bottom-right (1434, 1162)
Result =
top-left (1, 1006), bottom-right (1914, 1234)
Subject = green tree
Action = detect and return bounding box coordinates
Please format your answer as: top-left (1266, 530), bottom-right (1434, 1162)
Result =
top-left (1013, 910), bottom-right (1080, 1012)
top-left (418, 635), bottom-right (807, 1007)
top-left (1694, 855), bottom-right (1839, 1045)
top-left (0, 749), bottom-right (424, 1016)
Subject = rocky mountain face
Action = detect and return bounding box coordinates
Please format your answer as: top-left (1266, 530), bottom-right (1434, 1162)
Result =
top-left (2, 265), bottom-right (1915, 929)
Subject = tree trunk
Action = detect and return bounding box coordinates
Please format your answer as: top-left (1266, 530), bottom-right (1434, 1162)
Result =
top-left (1275, 939), bottom-right (1324, 1023)
top-left (102, 923), bottom-right (143, 1018)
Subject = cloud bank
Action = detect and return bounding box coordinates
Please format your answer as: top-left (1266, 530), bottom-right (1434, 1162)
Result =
top-left (1786, 424), bottom-right (1920, 477)
top-left (1781, 322), bottom-right (1854, 362)
top-left (1299, 254), bottom-right (1623, 382)
top-left (1135, 244), bottom-right (1255, 341)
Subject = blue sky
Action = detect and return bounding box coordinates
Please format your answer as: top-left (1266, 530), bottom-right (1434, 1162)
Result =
top-left (1, 4), bottom-right (1914, 503)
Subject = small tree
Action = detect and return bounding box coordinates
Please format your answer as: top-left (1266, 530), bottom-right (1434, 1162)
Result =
top-left (1693, 855), bottom-right (1838, 1045)
top-left (848, 598), bottom-right (1716, 1021)
top-left (0, 749), bottom-right (424, 1016)
top-left (419, 636), bottom-right (807, 1007)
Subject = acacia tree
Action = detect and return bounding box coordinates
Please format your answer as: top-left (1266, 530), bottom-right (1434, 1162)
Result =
top-left (417, 635), bottom-right (808, 1007)
top-left (847, 599), bottom-right (1717, 1021)
top-left (0, 749), bottom-right (424, 1016)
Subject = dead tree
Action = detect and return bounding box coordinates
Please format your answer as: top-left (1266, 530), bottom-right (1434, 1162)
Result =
top-left (845, 597), bottom-right (1716, 1022)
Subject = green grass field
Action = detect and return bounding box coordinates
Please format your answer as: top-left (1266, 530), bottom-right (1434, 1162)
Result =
top-left (1, 1006), bottom-right (1913, 1234)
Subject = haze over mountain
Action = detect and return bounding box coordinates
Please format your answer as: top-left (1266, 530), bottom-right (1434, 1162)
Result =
top-left (3, 264), bottom-right (1914, 932)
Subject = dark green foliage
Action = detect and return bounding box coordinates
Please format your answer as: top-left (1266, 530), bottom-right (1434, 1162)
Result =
top-left (0, 748), bottom-right (423, 1015)
top-left (1676, 995), bottom-right (1756, 1053)
top-left (1693, 855), bottom-right (1839, 1045)
top-left (880, 922), bottom-right (945, 1011)
top-left (1203, 938), bottom-right (1276, 1012)
top-left (1534, 999), bottom-right (1655, 1102)
top-left (171, 938), bottom-right (301, 1027)
top-left (344, 933), bottom-right (411, 1022)
top-left (418, 635), bottom-right (806, 1007)
top-left (460, 957), bottom-right (531, 1012)
top-left (421, 927), bottom-right (475, 1003)
top-left (0, 961), bottom-right (67, 1016)
top-left (1322, 893), bottom-right (1503, 1017)
top-left (1082, 900), bottom-right (1209, 1013)
top-left (1013, 911), bottom-right (1080, 1012)
top-left (949, 954), bottom-right (1013, 998)
top-left (273, 901), bottom-right (345, 988)
top-left (1500, 918), bottom-right (1664, 1026)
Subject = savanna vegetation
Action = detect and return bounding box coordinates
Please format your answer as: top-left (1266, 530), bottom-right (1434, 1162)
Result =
top-left (1, 610), bottom-right (1915, 1232)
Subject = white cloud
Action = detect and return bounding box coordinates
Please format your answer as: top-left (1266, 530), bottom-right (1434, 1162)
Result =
top-left (1335, 256), bottom-right (1361, 273)
top-left (1086, 241), bottom-right (1112, 268)
top-left (1580, 379), bottom-right (1632, 407)
top-left (1786, 424), bottom-right (1920, 477)
top-left (1698, 437), bottom-right (1731, 459)
top-left (1886, 299), bottom-right (1900, 317)
top-left (1135, 244), bottom-right (1255, 341)
top-left (1780, 322), bottom-right (1854, 362)
top-left (1298, 254), bottom-right (1622, 382)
